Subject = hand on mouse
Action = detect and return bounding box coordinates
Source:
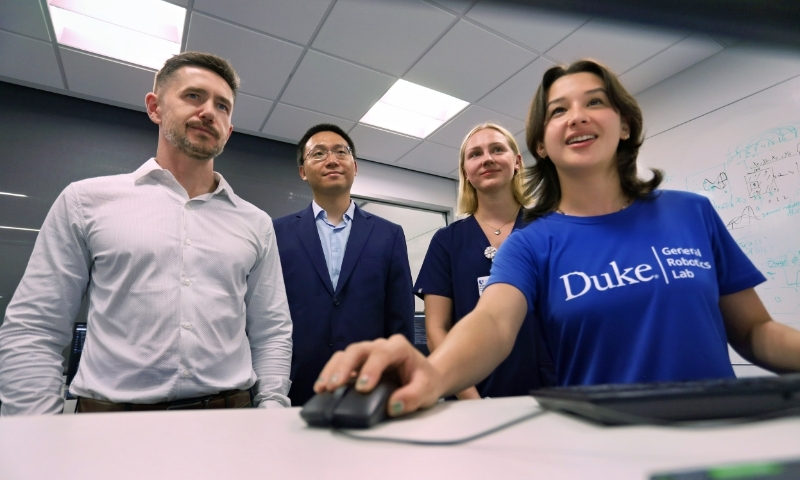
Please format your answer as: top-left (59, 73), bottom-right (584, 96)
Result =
top-left (314, 334), bottom-right (444, 417)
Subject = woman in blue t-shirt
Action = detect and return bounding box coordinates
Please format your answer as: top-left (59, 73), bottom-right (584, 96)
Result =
top-left (415, 123), bottom-right (554, 399)
top-left (313, 59), bottom-right (800, 417)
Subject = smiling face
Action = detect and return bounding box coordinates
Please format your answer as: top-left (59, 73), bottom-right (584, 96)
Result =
top-left (152, 66), bottom-right (234, 161)
top-left (462, 127), bottom-right (521, 195)
top-left (536, 72), bottom-right (629, 176)
top-left (300, 130), bottom-right (358, 196)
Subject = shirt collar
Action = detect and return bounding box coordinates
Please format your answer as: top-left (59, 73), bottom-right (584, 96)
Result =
top-left (312, 199), bottom-right (355, 222)
top-left (134, 158), bottom-right (238, 206)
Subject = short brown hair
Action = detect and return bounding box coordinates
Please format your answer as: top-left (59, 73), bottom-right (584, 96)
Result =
top-left (154, 51), bottom-right (240, 100)
top-left (524, 59), bottom-right (662, 222)
top-left (457, 123), bottom-right (527, 216)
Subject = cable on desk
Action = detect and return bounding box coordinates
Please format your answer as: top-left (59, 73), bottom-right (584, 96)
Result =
top-left (332, 408), bottom-right (547, 446)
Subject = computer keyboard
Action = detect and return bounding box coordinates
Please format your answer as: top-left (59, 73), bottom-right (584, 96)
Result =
top-left (531, 374), bottom-right (800, 425)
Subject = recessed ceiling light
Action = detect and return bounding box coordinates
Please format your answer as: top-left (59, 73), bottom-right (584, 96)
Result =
top-left (360, 80), bottom-right (468, 138)
top-left (0, 192), bottom-right (27, 197)
top-left (47, 0), bottom-right (186, 70)
top-left (0, 226), bottom-right (40, 232)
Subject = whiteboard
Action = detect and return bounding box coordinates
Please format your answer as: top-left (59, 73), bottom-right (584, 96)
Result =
top-left (640, 74), bottom-right (800, 330)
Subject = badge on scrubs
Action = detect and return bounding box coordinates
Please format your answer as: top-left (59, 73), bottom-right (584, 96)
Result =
top-left (477, 276), bottom-right (489, 296)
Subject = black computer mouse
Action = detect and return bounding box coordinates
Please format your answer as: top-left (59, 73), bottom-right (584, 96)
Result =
top-left (300, 376), bottom-right (400, 429)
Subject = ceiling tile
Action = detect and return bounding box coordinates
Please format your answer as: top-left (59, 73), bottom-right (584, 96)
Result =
top-left (192, 0), bottom-right (330, 45)
top-left (232, 93), bottom-right (273, 133)
top-left (514, 130), bottom-right (537, 168)
top-left (280, 51), bottom-right (395, 121)
top-left (545, 18), bottom-right (686, 74)
top-left (620, 34), bottom-right (724, 95)
top-left (0, 0), bottom-right (50, 41)
top-left (428, 105), bottom-right (524, 149)
top-left (405, 20), bottom-right (536, 102)
top-left (466, 1), bottom-right (587, 52)
top-left (186, 13), bottom-right (303, 100)
top-left (312, 0), bottom-right (454, 76)
top-left (396, 141), bottom-right (460, 176)
top-left (477, 57), bottom-right (555, 120)
top-left (163, 0), bottom-right (189, 6)
top-left (514, 129), bottom-right (530, 153)
top-left (262, 103), bottom-right (356, 143)
top-left (348, 124), bottom-right (420, 164)
top-left (0, 31), bottom-right (62, 89)
top-left (521, 149), bottom-right (536, 167)
top-left (428, 0), bottom-right (472, 14)
top-left (60, 48), bottom-right (153, 108)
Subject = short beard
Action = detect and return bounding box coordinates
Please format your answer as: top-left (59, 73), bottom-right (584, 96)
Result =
top-left (165, 123), bottom-right (225, 161)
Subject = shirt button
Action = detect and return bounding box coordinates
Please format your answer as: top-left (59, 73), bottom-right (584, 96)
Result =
top-left (185, 238), bottom-right (192, 245)
top-left (181, 322), bottom-right (192, 330)
top-left (183, 279), bottom-right (192, 286)
top-left (181, 371), bottom-right (191, 378)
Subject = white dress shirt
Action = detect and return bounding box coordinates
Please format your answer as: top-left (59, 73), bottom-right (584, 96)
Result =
top-left (0, 159), bottom-right (293, 415)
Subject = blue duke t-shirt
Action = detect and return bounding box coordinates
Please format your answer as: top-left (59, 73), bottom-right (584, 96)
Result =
top-left (487, 190), bottom-right (766, 386)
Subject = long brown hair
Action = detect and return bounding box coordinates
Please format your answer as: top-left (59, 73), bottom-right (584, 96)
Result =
top-left (523, 59), bottom-right (662, 222)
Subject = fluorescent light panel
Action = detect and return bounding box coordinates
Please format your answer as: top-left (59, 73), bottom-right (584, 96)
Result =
top-left (0, 192), bottom-right (27, 197)
top-left (360, 80), bottom-right (468, 138)
top-left (47, 0), bottom-right (185, 70)
top-left (0, 226), bottom-right (40, 232)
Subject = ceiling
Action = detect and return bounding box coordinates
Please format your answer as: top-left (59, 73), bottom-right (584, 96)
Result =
top-left (0, 0), bottom-right (733, 179)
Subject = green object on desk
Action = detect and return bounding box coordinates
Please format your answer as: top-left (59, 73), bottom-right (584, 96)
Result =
top-left (708, 462), bottom-right (782, 478)
top-left (652, 459), bottom-right (799, 480)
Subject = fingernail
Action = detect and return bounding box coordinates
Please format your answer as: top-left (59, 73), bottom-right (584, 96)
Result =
top-left (356, 375), bottom-right (369, 388)
top-left (314, 376), bottom-right (324, 385)
top-left (390, 401), bottom-right (404, 416)
top-left (330, 374), bottom-right (339, 384)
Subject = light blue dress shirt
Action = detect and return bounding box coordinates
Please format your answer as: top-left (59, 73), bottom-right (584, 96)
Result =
top-left (312, 200), bottom-right (356, 290)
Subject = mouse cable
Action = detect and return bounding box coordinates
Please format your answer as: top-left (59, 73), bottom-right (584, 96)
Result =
top-left (332, 408), bottom-right (547, 446)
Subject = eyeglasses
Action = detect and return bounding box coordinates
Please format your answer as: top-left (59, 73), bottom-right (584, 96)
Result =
top-left (305, 146), bottom-right (353, 162)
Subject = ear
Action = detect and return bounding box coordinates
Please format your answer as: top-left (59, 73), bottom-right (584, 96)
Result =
top-left (620, 121), bottom-right (630, 140)
top-left (514, 154), bottom-right (522, 173)
top-left (299, 165), bottom-right (307, 181)
top-left (353, 159), bottom-right (358, 177)
top-left (536, 142), bottom-right (547, 159)
top-left (145, 92), bottom-right (161, 125)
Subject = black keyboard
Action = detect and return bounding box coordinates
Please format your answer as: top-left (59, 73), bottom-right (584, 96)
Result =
top-left (531, 374), bottom-right (800, 425)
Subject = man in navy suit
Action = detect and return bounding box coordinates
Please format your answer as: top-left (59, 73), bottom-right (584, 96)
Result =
top-left (273, 124), bottom-right (414, 406)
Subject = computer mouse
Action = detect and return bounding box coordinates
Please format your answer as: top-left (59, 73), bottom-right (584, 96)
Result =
top-left (299, 384), bottom-right (349, 427)
top-left (300, 376), bottom-right (400, 429)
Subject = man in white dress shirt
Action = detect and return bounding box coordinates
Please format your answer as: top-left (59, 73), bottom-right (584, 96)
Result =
top-left (0, 52), bottom-right (293, 415)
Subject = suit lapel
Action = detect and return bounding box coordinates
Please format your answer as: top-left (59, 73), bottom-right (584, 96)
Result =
top-left (294, 205), bottom-right (335, 295)
top-left (336, 205), bottom-right (374, 295)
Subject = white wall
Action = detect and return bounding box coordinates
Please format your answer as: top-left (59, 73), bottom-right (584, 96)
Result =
top-left (636, 42), bottom-right (800, 142)
top-left (352, 159), bottom-right (458, 218)
top-left (633, 42), bottom-right (800, 378)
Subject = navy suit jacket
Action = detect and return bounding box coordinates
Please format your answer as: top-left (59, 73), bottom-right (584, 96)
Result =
top-left (273, 204), bottom-right (415, 406)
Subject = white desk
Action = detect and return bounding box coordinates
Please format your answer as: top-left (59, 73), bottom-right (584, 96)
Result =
top-left (1, 397), bottom-right (799, 480)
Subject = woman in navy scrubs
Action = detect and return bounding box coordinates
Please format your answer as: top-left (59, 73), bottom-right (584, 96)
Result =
top-left (414, 123), bottom-right (554, 399)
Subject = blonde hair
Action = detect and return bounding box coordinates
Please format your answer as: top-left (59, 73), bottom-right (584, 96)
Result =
top-left (456, 123), bottom-right (527, 216)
